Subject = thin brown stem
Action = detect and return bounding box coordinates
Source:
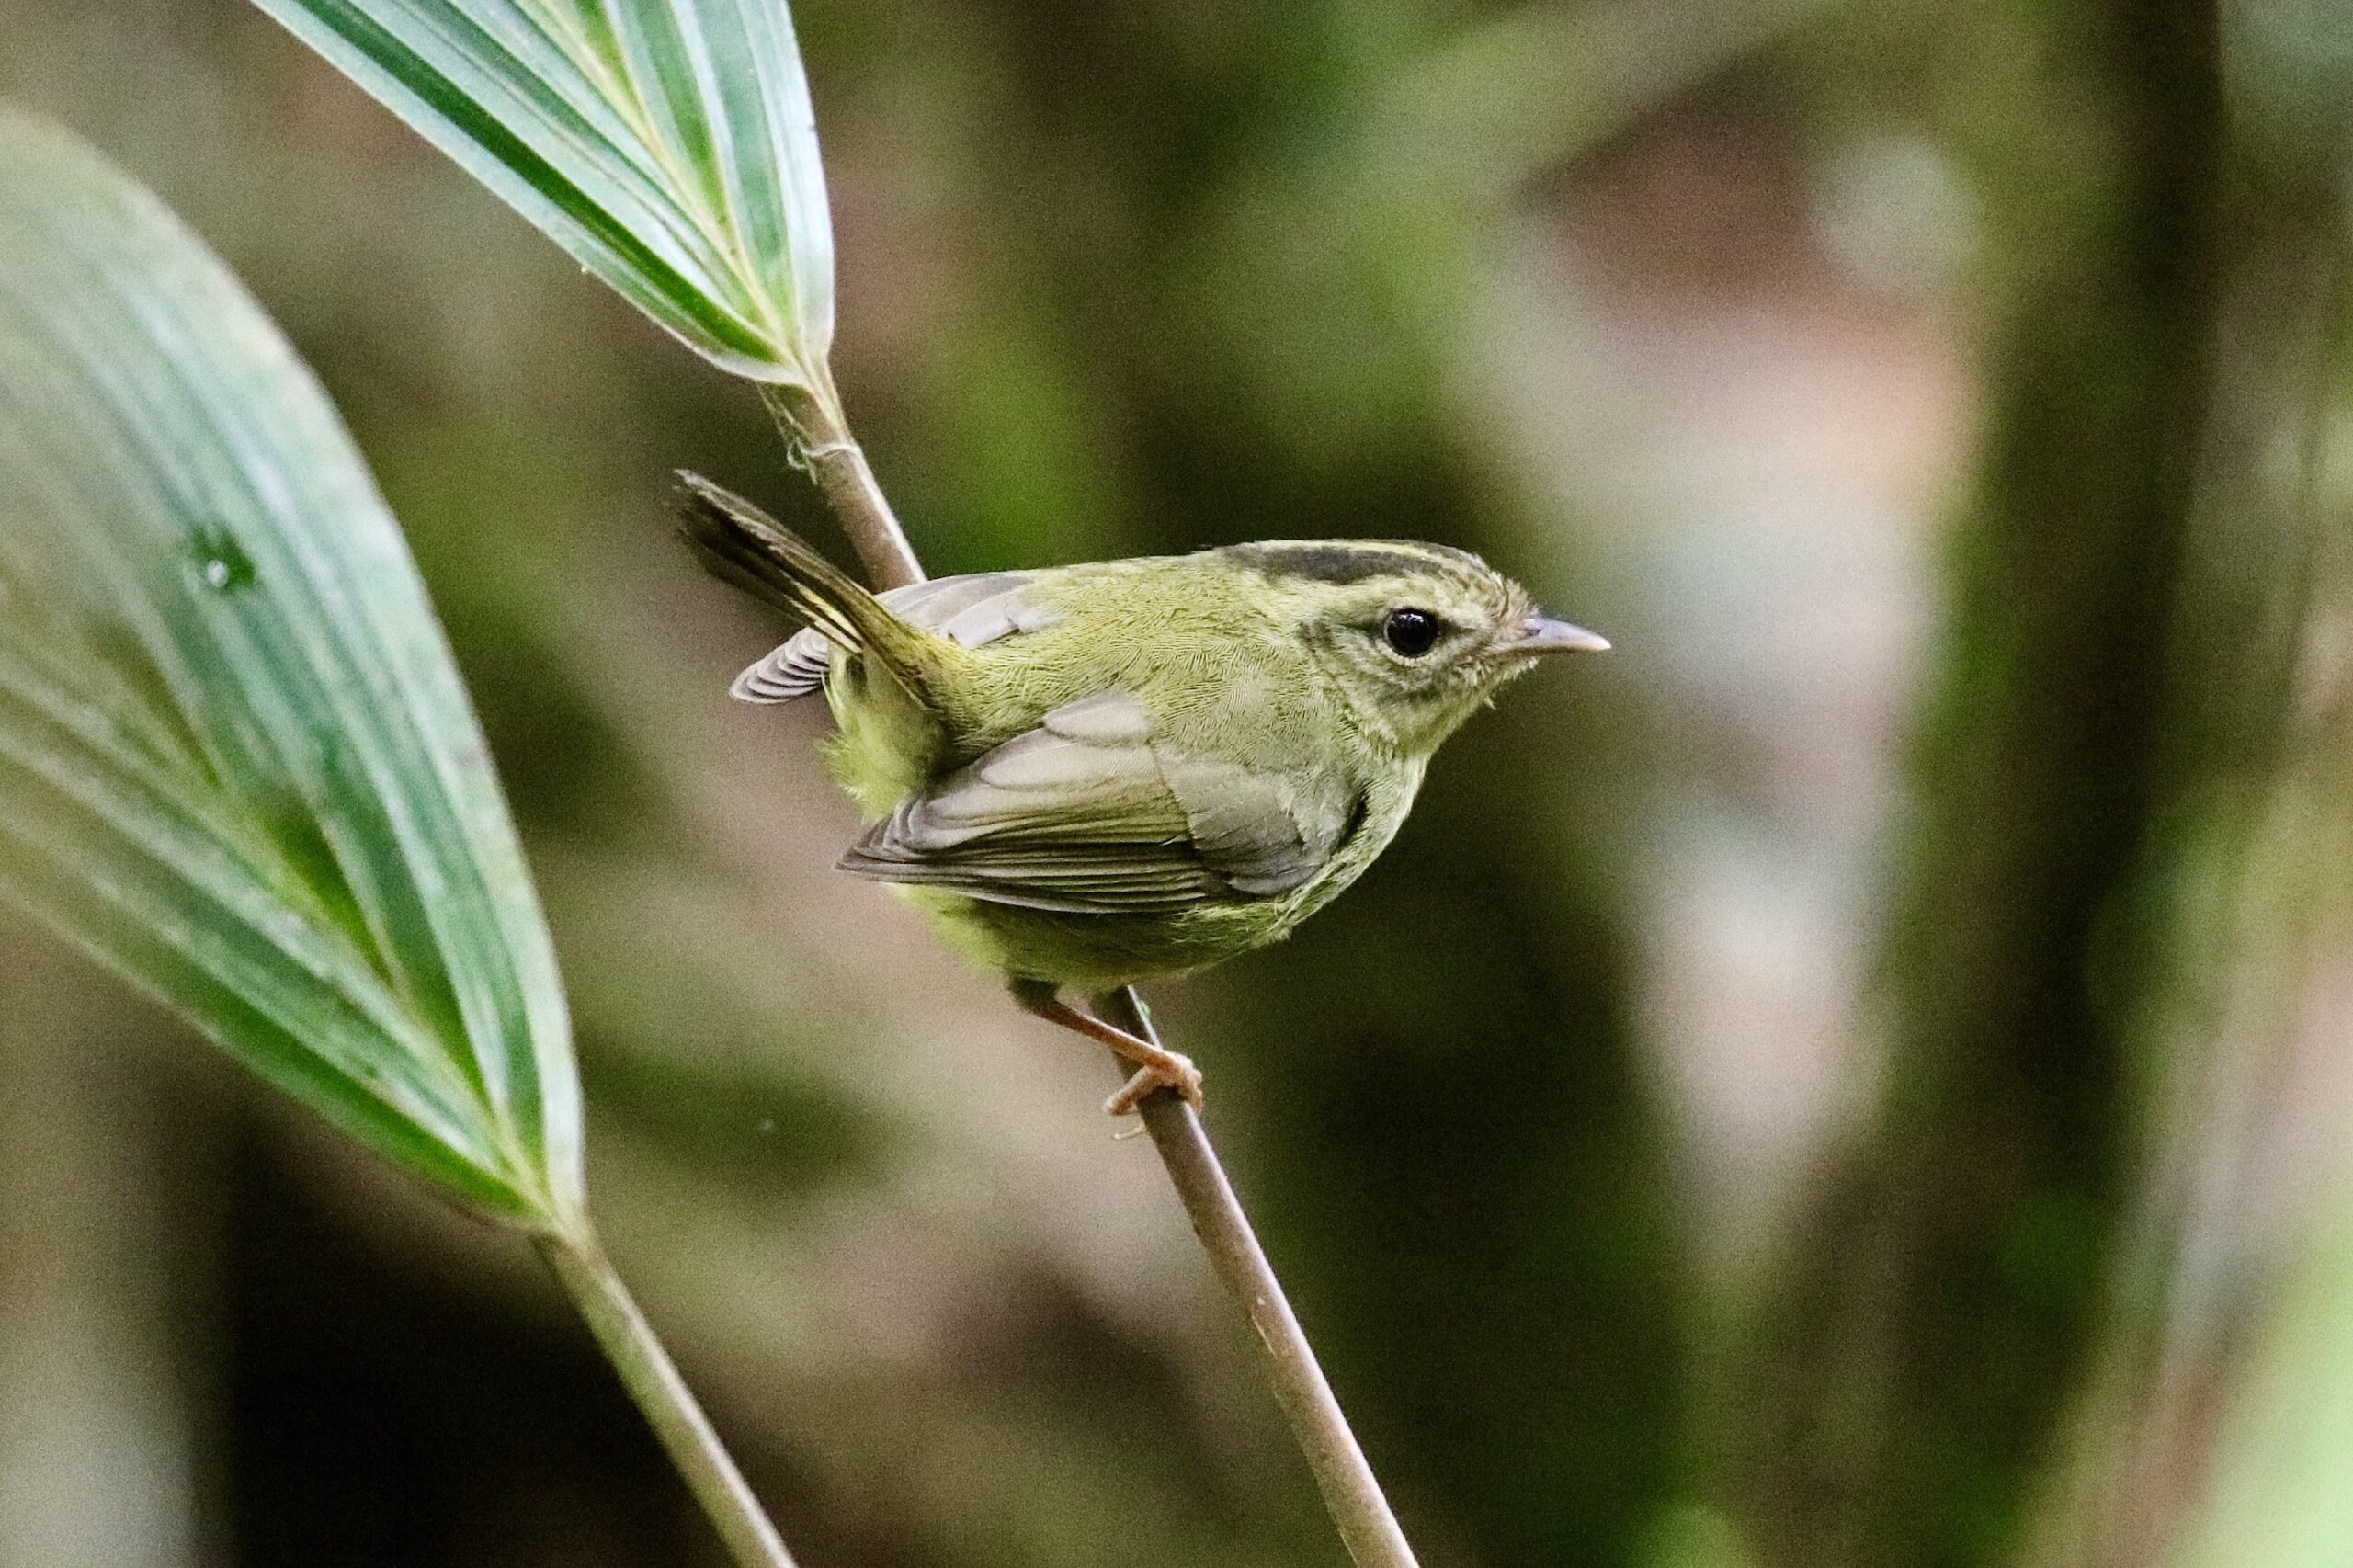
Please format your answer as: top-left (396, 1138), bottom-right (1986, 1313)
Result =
top-left (763, 381), bottom-right (925, 591)
top-left (1098, 987), bottom-right (1421, 1568)
top-left (785, 381), bottom-right (1420, 1568)
top-left (537, 1228), bottom-right (799, 1568)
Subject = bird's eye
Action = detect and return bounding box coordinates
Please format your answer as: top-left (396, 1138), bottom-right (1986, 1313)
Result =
top-left (1381, 608), bottom-right (1444, 658)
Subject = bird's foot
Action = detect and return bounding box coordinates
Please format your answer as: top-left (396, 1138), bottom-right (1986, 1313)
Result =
top-left (1105, 1053), bottom-right (1204, 1117)
top-left (1013, 982), bottom-right (1206, 1116)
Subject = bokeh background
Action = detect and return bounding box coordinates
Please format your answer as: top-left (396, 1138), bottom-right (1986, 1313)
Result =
top-left (6, 2), bottom-right (2353, 1565)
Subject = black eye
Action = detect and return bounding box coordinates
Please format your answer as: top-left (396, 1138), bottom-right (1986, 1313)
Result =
top-left (1381, 608), bottom-right (1443, 657)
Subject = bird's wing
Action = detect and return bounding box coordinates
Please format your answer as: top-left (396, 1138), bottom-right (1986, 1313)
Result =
top-left (837, 690), bottom-right (1348, 914)
top-left (732, 572), bottom-right (1062, 702)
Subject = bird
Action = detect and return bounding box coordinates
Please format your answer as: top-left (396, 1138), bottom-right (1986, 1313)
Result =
top-left (677, 472), bottom-right (1607, 1115)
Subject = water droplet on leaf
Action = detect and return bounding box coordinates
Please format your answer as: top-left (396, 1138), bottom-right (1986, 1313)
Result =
top-left (187, 527), bottom-right (256, 593)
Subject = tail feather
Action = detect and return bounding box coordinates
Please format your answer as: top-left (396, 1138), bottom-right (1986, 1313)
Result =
top-left (675, 472), bottom-right (937, 695)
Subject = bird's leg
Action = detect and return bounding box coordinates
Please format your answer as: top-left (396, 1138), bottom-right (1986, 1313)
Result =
top-left (1010, 979), bottom-right (1204, 1115)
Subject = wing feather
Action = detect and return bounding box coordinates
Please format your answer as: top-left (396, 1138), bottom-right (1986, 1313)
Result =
top-left (732, 572), bottom-right (1059, 703)
top-left (837, 691), bottom-right (1344, 914)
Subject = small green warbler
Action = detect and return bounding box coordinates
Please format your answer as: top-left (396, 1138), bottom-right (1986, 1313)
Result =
top-left (679, 473), bottom-right (1606, 1113)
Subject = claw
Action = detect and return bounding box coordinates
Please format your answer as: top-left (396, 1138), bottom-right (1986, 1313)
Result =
top-left (1104, 1053), bottom-right (1204, 1117)
top-left (1014, 983), bottom-right (1208, 1118)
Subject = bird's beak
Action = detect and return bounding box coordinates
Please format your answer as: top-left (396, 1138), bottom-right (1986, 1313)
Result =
top-left (1512, 615), bottom-right (1610, 654)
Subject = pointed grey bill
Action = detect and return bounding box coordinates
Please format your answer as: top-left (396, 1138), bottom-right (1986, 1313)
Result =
top-left (1515, 616), bottom-right (1611, 653)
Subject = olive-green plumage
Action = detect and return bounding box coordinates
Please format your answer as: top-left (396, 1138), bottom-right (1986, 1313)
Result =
top-left (678, 472), bottom-right (1606, 995)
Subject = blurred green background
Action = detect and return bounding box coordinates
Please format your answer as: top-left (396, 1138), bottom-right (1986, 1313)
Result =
top-left (5, 1), bottom-right (2353, 1565)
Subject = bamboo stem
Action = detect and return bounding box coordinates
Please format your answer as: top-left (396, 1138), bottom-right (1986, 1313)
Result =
top-left (537, 1228), bottom-right (800, 1568)
top-left (1099, 987), bottom-right (1421, 1568)
top-left (781, 381), bottom-right (1422, 1568)
top-left (764, 382), bottom-right (926, 592)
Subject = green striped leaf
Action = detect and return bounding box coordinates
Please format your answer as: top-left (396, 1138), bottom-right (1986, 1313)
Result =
top-left (253, 0), bottom-right (837, 393)
top-left (0, 108), bottom-right (582, 1228)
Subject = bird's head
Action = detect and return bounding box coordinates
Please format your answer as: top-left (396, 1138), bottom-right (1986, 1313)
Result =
top-left (1216, 540), bottom-right (1608, 755)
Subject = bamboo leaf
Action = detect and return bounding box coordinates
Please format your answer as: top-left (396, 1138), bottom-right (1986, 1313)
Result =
top-left (251, 0), bottom-right (837, 394)
top-left (0, 108), bottom-right (582, 1228)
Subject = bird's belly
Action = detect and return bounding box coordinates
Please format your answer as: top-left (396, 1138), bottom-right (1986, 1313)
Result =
top-left (898, 887), bottom-right (1301, 994)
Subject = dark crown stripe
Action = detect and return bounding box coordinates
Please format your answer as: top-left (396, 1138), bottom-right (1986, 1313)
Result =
top-left (1222, 540), bottom-right (1473, 585)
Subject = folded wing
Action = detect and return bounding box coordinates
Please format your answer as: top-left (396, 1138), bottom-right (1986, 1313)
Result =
top-left (837, 690), bottom-right (1349, 914)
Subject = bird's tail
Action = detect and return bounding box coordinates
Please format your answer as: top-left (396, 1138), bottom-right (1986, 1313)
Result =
top-left (675, 471), bottom-right (940, 696)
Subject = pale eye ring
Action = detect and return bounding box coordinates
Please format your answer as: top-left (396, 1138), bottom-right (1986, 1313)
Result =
top-left (1381, 607), bottom-right (1444, 658)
